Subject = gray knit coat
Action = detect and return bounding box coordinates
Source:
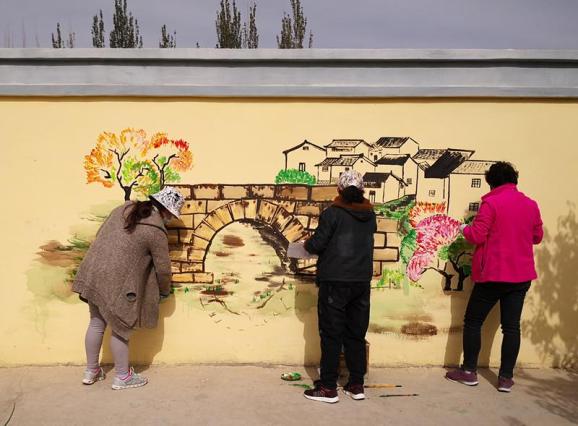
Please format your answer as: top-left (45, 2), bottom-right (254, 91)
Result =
top-left (72, 201), bottom-right (172, 340)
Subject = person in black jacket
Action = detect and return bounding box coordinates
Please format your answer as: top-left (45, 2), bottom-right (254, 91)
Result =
top-left (302, 170), bottom-right (377, 403)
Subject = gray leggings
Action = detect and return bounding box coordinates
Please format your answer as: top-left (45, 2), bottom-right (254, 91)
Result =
top-left (85, 303), bottom-right (130, 377)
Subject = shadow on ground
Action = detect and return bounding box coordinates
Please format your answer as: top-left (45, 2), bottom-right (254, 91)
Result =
top-left (517, 369), bottom-right (578, 423)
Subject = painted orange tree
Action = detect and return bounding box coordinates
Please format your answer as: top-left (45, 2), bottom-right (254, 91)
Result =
top-left (84, 128), bottom-right (193, 200)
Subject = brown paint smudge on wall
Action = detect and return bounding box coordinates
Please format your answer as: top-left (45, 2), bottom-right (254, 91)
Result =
top-left (37, 241), bottom-right (85, 268)
top-left (214, 251), bottom-right (231, 257)
top-left (401, 322), bottom-right (438, 336)
top-left (223, 234), bottom-right (245, 247)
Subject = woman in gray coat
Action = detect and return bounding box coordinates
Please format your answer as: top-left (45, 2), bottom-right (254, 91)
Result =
top-left (73, 187), bottom-right (184, 390)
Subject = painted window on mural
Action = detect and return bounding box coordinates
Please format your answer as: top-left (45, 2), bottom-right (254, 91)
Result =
top-left (407, 178), bottom-right (413, 184)
top-left (469, 202), bottom-right (480, 212)
top-left (369, 190), bottom-right (376, 203)
top-left (429, 189), bottom-right (436, 197)
top-left (471, 178), bottom-right (481, 188)
top-left (299, 162), bottom-right (306, 172)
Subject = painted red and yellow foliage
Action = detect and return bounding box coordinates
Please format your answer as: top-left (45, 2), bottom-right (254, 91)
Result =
top-left (84, 128), bottom-right (193, 200)
top-left (408, 202), bottom-right (447, 228)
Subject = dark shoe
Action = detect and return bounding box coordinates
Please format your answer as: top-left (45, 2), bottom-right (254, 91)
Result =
top-left (498, 376), bottom-right (514, 393)
top-left (445, 368), bottom-right (479, 386)
top-left (343, 383), bottom-right (365, 400)
top-left (304, 385), bottom-right (339, 403)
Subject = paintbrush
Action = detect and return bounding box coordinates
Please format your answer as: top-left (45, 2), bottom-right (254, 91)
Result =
top-left (364, 384), bottom-right (402, 388)
top-left (379, 393), bottom-right (419, 398)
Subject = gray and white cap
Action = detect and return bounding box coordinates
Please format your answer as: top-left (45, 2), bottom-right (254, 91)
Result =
top-left (338, 170), bottom-right (364, 191)
top-left (149, 187), bottom-right (185, 218)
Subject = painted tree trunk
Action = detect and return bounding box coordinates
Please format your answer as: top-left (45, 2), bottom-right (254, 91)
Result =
top-left (427, 268), bottom-right (454, 291)
top-left (456, 270), bottom-right (469, 291)
top-left (123, 186), bottom-right (132, 201)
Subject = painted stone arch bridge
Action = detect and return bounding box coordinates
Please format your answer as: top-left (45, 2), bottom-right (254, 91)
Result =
top-left (166, 184), bottom-right (402, 285)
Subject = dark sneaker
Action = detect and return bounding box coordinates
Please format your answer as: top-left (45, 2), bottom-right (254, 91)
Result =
top-left (445, 368), bottom-right (479, 386)
top-left (498, 377), bottom-right (514, 393)
top-left (304, 385), bottom-right (339, 403)
top-left (343, 383), bottom-right (365, 400)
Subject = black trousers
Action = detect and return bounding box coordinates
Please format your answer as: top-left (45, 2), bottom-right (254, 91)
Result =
top-left (317, 281), bottom-right (371, 389)
top-left (462, 281), bottom-right (531, 379)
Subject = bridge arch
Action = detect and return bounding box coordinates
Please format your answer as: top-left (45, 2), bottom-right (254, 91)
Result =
top-left (166, 183), bottom-right (401, 285)
top-left (179, 199), bottom-right (310, 284)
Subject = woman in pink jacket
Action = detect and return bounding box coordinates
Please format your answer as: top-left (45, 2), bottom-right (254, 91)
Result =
top-left (445, 162), bottom-right (543, 392)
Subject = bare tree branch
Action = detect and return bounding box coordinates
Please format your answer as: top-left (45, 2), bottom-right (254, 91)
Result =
top-left (200, 295), bottom-right (240, 315)
top-left (256, 282), bottom-right (287, 309)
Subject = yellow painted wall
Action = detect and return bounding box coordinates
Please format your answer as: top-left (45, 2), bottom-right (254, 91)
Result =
top-left (0, 98), bottom-right (576, 369)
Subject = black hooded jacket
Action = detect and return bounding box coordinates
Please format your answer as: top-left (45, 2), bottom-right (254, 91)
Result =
top-left (304, 196), bottom-right (377, 284)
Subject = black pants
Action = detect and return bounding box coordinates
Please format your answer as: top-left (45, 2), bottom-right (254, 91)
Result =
top-left (463, 281), bottom-right (531, 379)
top-left (318, 281), bottom-right (371, 389)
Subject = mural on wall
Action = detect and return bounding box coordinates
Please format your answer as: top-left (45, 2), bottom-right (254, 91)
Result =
top-left (30, 131), bottom-right (496, 338)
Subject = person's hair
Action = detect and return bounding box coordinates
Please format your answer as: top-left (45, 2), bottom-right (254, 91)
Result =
top-left (124, 200), bottom-right (154, 233)
top-left (340, 186), bottom-right (365, 204)
top-left (485, 161), bottom-right (519, 189)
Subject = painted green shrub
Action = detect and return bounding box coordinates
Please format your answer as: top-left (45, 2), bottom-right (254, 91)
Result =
top-left (376, 269), bottom-right (405, 289)
top-left (275, 169), bottom-right (316, 185)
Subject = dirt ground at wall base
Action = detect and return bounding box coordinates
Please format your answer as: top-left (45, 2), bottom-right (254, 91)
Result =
top-left (0, 365), bottom-right (576, 425)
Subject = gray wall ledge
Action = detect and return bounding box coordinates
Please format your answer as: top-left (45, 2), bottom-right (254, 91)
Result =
top-left (1, 48), bottom-right (578, 98)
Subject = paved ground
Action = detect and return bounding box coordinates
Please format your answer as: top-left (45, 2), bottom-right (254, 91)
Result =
top-left (0, 366), bottom-right (576, 425)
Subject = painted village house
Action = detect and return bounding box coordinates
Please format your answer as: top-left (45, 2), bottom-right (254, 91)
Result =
top-left (282, 137), bottom-right (494, 219)
top-left (316, 154), bottom-right (376, 184)
top-left (368, 137), bottom-right (420, 198)
top-left (316, 139), bottom-right (375, 184)
top-left (326, 139), bottom-right (372, 158)
top-left (368, 137), bottom-right (419, 161)
top-left (363, 172), bottom-right (407, 204)
top-left (282, 140), bottom-right (326, 174)
top-left (446, 160), bottom-right (494, 218)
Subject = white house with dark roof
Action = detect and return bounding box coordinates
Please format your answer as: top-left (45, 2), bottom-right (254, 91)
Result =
top-left (316, 154), bottom-right (376, 184)
top-left (363, 172), bottom-right (407, 204)
top-left (414, 148), bottom-right (475, 205)
top-left (412, 148), bottom-right (447, 165)
top-left (325, 139), bottom-right (372, 158)
top-left (400, 148), bottom-right (446, 202)
top-left (282, 140), bottom-right (326, 175)
top-left (375, 154), bottom-right (418, 195)
top-left (369, 136), bottom-right (419, 162)
top-left (447, 160), bottom-right (495, 218)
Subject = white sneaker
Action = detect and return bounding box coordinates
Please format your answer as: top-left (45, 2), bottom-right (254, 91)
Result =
top-left (82, 367), bottom-right (105, 385)
top-left (111, 367), bottom-right (148, 390)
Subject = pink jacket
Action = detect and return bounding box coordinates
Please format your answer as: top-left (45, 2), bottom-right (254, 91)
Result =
top-left (463, 184), bottom-right (543, 283)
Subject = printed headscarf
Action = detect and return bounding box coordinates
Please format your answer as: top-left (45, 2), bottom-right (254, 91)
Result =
top-left (338, 170), bottom-right (364, 191)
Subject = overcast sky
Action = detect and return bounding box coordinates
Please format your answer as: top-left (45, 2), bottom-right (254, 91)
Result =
top-left (1, 0), bottom-right (577, 48)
